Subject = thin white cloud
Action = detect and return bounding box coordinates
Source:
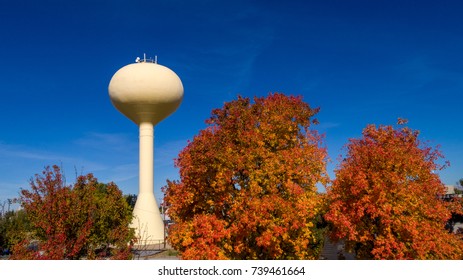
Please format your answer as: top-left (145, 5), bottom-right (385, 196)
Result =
top-left (105, 163), bottom-right (138, 183)
top-left (0, 135), bottom-right (187, 201)
top-left (396, 56), bottom-right (438, 85)
top-left (74, 132), bottom-right (137, 153)
top-left (0, 142), bottom-right (67, 161)
top-left (394, 55), bottom-right (463, 93)
top-left (0, 182), bottom-right (24, 199)
top-left (317, 122), bottom-right (341, 130)
top-left (0, 141), bottom-right (108, 198)
top-left (155, 139), bottom-right (188, 168)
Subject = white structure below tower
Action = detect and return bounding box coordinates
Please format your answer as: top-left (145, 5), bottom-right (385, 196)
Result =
top-left (108, 55), bottom-right (183, 244)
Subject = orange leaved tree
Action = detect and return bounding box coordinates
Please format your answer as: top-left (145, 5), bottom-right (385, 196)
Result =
top-left (164, 93), bottom-right (329, 259)
top-left (325, 120), bottom-right (463, 259)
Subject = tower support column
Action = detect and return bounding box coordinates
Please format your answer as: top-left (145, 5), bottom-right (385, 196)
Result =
top-left (131, 121), bottom-right (165, 245)
top-left (139, 122), bottom-right (154, 195)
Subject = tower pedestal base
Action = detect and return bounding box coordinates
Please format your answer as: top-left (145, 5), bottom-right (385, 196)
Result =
top-left (131, 192), bottom-right (165, 245)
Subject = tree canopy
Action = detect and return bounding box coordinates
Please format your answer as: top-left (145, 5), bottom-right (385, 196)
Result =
top-left (0, 208), bottom-right (30, 254)
top-left (11, 165), bottom-right (134, 260)
top-left (164, 93), bottom-right (328, 259)
top-left (324, 121), bottom-right (463, 259)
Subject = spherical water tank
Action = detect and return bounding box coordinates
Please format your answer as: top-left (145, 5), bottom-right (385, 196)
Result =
top-left (108, 62), bottom-right (184, 125)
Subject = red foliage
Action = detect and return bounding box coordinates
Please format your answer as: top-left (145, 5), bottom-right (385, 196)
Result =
top-left (164, 93), bottom-right (328, 259)
top-left (11, 166), bottom-right (134, 259)
top-left (325, 122), bottom-right (463, 259)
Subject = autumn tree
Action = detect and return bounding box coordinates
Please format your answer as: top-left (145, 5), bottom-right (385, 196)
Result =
top-left (0, 209), bottom-right (30, 254)
top-left (325, 120), bottom-right (463, 259)
top-left (164, 93), bottom-right (328, 260)
top-left (11, 165), bottom-right (134, 259)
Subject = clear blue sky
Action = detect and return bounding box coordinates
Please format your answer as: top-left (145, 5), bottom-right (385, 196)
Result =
top-left (1, 0), bottom-right (462, 204)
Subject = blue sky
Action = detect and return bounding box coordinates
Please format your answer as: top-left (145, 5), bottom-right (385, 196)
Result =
top-left (0, 0), bottom-right (462, 205)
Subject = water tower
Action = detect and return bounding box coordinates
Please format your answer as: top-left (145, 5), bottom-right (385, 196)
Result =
top-left (108, 55), bottom-right (183, 245)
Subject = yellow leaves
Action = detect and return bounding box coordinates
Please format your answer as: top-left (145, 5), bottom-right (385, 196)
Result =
top-left (180, 235), bottom-right (194, 247)
top-left (223, 243), bottom-right (233, 252)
